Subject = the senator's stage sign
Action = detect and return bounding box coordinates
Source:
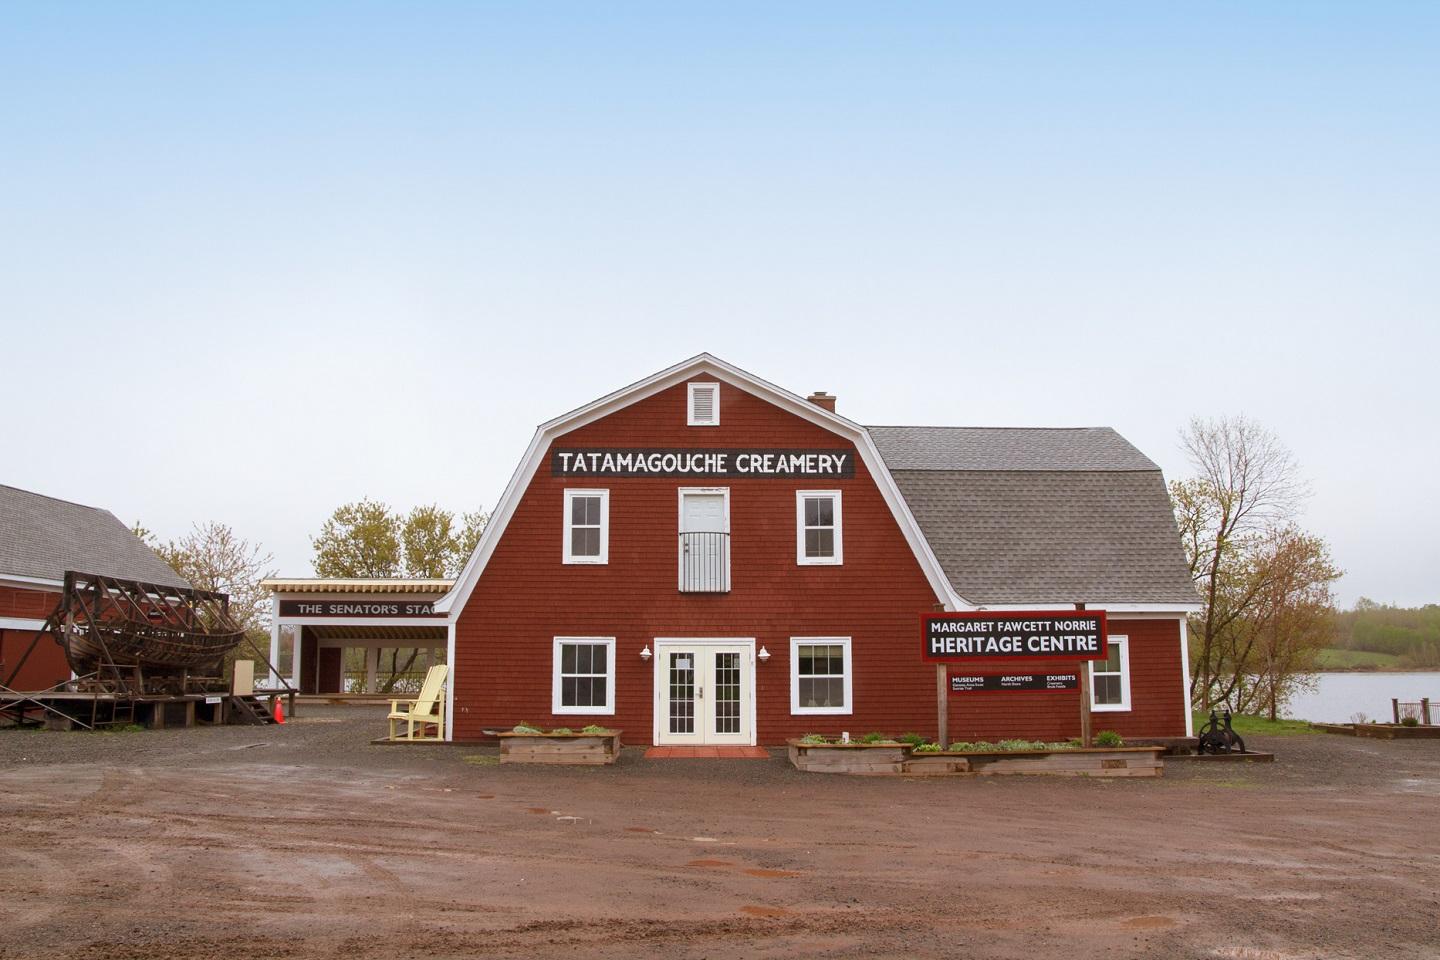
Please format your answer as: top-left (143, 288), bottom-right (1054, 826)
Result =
top-left (922, 611), bottom-right (1108, 661)
top-left (278, 600), bottom-right (443, 618)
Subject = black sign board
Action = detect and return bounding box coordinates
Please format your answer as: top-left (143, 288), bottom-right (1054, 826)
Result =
top-left (278, 600), bottom-right (443, 618)
top-left (550, 448), bottom-right (855, 479)
top-left (922, 611), bottom-right (1108, 661)
top-left (950, 673), bottom-right (1079, 694)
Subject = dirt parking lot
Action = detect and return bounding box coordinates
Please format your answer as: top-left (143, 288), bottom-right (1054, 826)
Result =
top-left (1, 705), bottom-right (1437, 960)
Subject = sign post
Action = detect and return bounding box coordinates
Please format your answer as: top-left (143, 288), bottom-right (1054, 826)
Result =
top-left (922, 611), bottom-right (1108, 745)
top-left (936, 664), bottom-right (948, 749)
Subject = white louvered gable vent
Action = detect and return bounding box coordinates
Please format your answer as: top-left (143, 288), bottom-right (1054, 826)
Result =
top-left (687, 382), bottom-right (720, 426)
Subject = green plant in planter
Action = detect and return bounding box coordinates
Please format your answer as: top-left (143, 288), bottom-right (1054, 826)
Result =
top-left (550, 727), bottom-right (573, 735)
top-left (798, 733), bottom-right (829, 744)
top-left (512, 722), bottom-right (542, 734)
top-left (1400, 716), bottom-right (1421, 727)
top-left (581, 724), bottom-right (611, 735)
top-left (858, 731), bottom-right (890, 744)
top-left (912, 742), bottom-right (943, 753)
top-left (1094, 730), bottom-right (1124, 747)
top-left (1066, 738), bottom-right (1084, 748)
top-left (898, 732), bottom-right (927, 748)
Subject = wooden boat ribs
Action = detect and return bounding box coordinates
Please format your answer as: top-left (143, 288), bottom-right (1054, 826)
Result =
top-left (48, 571), bottom-right (247, 695)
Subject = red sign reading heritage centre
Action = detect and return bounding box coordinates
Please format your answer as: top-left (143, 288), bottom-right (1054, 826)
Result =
top-left (922, 611), bottom-right (1108, 662)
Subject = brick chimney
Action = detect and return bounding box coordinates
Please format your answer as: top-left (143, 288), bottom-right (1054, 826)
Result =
top-left (807, 391), bottom-right (836, 413)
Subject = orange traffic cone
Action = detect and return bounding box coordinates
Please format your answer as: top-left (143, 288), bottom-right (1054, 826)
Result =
top-left (273, 699), bottom-right (286, 725)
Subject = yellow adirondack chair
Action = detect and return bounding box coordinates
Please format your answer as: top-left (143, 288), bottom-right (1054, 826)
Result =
top-left (388, 664), bottom-right (448, 741)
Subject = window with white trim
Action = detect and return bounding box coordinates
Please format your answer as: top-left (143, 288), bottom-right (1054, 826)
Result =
top-left (552, 637), bottom-right (615, 714)
top-left (790, 637), bottom-right (852, 714)
top-left (563, 489), bottom-right (609, 564)
top-left (1090, 635), bottom-right (1131, 712)
top-left (796, 491), bottom-right (842, 564)
top-left (687, 382), bottom-right (720, 426)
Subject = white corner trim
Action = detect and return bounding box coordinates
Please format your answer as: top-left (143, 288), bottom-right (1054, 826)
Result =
top-left (562, 488), bottom-right (610, 564)
top-left (551, 636), bottom-right (617, 716)
top-left (1090, 634), bottom-right (1132, 713)
top-left (687, 381), bottom-right (720, 426)
top-left (445, 620), bottom-right (456, 741)
top-left (1180, 617), bottom-right (1194, 737)
top-left (795, 490), bottom-right (843, 566)
top-left (789, 636), bottom-right (853, 715)
top-left (434, 353), bottom-right (968, 617)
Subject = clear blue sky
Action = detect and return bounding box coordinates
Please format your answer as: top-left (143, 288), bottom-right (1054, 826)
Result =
top-left (2, 3), bottom-right (1436, 606)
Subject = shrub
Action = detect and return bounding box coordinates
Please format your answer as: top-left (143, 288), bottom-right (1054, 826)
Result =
top-left (898, 732), bottom-right (927, 748)
top-left (580, 724), bottom-right (611, 735)
top-left (799, 733), bottom-right (828, 744)
top-left (1400, 716), bottom-right (1421, 727)
top-left (913, 742), bottom-right (943, 753)
top-left (1094, 730), bottom-right (1124, 747)
top-left (858, 731), bottom-right (889, 744)
top-left (512, 722), bottom-right (542, 734)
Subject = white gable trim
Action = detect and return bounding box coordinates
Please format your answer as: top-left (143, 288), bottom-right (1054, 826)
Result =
top-left (434, 353), bottom-right (969, 616)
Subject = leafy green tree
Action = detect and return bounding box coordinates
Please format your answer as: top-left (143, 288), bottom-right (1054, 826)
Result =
top-left (403, 504), bottom-right (459, 578)
top-left (311, 499), bottom-right (402, 577)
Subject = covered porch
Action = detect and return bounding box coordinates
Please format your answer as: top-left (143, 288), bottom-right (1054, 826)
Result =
top-left (262, 578), bottom-right (452, 697)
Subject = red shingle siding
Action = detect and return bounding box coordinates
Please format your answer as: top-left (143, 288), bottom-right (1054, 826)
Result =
top-left (452, 379), bottom-right (1190, 744)
top-left (946, 618), bottom-right (1187, 741)
top-left (0, 585), bottom-right (68, 690)
top-left (0, 585), bottom-right (58, 620)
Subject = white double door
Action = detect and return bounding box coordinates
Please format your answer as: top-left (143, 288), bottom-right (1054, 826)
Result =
top-left (653, 639), bottom-right (754, 745)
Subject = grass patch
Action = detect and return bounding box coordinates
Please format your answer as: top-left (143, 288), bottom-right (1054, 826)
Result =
top-left (462, 754), bottom-right (500, 766)
top-left (1193, 713), bottom-right (1317, 736)
top-left (1314, 648), bottom-right (1402, 669)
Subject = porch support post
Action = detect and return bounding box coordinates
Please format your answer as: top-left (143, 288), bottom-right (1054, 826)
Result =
top-left (1080, 660), bottom-right (1093, 747)
top-left (936, 663), bottom-right (948, 749)
top-left (366, 647), bottom-right (379, 695)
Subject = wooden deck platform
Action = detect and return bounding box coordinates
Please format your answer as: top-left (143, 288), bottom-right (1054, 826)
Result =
top-left (0, 689), bottom-right (297, 731)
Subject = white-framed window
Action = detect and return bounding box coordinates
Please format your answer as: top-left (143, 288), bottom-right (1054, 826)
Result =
top-left (790, 637), bottom-right (852, 715)
top-left (551, 637), bottom-right (616, 715)
top-left (563, 489), bottom-right (609, 564)
top-left (1090, 635), bottom-right (1131, 712)
top-left (687, 382), bottom-right (720, 426)
top-left (795, 490), bottom-right (843, 565)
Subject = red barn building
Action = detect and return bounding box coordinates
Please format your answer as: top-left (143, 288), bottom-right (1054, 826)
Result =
top-left (433, 355), bottom-right (1199, 745)
top-left (0, 484), bottom-right (190, 692)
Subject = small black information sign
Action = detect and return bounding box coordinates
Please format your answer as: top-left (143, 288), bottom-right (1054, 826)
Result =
top-left (922, 611), bottom-right (1108, 661)
top-left (949, 673), bottom-right (1079, 694)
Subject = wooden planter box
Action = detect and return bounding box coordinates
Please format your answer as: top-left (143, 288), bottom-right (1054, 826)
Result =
top-left (497, 730), bottom-right (623, 765)
top-left (1352, 723), bottom-right (1440, 740)
top-left (787, 740), bottom-right (911, 775)
top-left (932, 745), bottom-right (1164, 778)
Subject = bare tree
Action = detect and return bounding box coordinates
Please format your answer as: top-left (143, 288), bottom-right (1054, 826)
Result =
top-left (1172, 416), bottom-right (1323, 710)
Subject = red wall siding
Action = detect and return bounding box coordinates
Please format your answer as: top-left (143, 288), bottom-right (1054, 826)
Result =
top-left (0, 585), bottom-right (69, 690)
top-left (452, 379), bottom-right (1189, 743)
top-left (0, 585), bottom-right (58, 620)
top-left (946, 618), bottom-right (1187, 741)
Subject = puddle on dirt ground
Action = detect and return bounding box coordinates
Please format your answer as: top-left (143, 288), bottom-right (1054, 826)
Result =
top-left (741, 905), bottom-right (793, 918)
top-left (743, 868), bottom-right (801, 878)
top-left (687, 859), bottom-right (731, 867)
top-left (474, 794), bottom-right (494, 799)
top-left (525, 807), bottom-right (551, 814)
top-left (625, 826), bottom-right (658, 833)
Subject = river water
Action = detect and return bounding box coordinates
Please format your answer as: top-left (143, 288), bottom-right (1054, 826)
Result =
top-left (1283, 671), bottom-right (1440, 723)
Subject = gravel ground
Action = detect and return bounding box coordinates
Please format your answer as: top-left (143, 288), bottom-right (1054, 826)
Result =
top-left (1, 704), bottom-right (1437, 959)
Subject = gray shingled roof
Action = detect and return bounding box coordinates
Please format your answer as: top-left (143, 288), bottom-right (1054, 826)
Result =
top-left (868, 427), bottom-right (1198, 606)
top-left (0, 484), bottom-right (189, 589)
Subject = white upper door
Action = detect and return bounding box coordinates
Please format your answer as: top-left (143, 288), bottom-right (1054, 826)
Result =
top-left (679, 491), bottom-right (728, 592)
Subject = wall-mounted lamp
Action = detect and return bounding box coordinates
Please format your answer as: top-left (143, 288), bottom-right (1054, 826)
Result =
top-left (758, 646), bottom-right (770, 661)
top-left (640, 645), bottom-right (652, 660)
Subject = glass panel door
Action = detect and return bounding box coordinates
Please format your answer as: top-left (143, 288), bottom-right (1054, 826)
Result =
top-left (668, 651), bottom-right (696, 736)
